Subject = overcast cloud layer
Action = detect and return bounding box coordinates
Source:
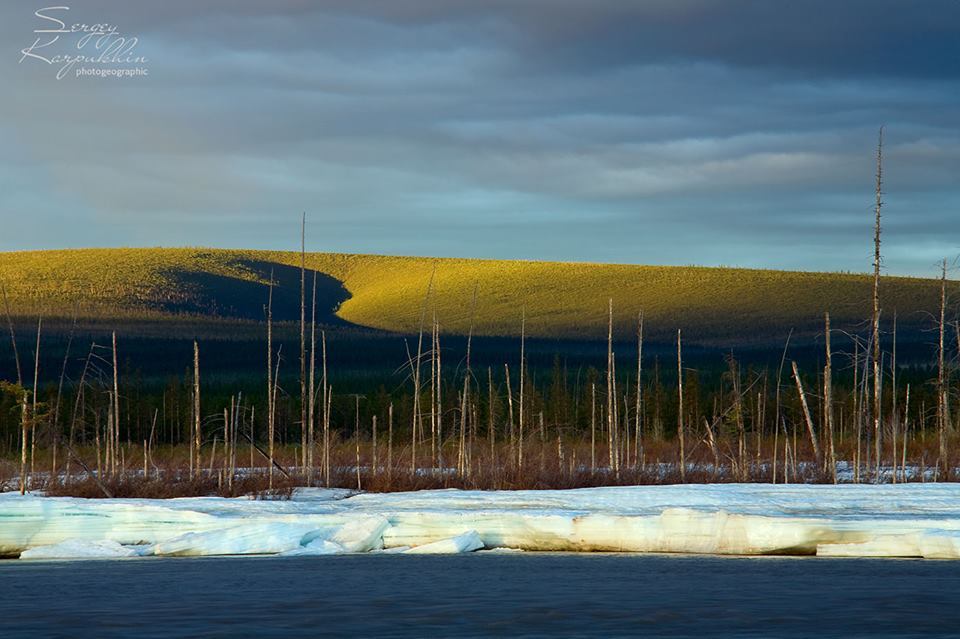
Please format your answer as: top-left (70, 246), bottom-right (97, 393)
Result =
top-left (1, 0), bottom-right (958, 275)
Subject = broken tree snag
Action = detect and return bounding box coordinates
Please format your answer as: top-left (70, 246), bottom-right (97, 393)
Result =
top-left (824, 312), bottom-right (837, 483)
top-left (677, 329), bottom-right (685, 483)
top-left (792, 361), bottom-right (821, 467)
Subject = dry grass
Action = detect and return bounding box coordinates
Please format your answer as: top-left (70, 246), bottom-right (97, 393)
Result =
top-left (33, 432), bottom-right (952, 500)
top-left (45, 474), bottom-right (296, 500)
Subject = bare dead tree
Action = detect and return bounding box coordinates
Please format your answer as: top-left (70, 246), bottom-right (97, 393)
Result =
top-left (372, 414), bottom-right (378, 475)
top-left (792, 361), bottom-right (821, 466)
top-left (192, 339), bottom-right (200, 480)
top-left (411, 266), bottom-right (436, 474)
top-left (387, 401), bottom-right (394, 480)
top-left (853, 339), bottom-right (861, 483)
top-left (891, 311), bottom-right (898, 483)
top-left (824, 313), bottom-right (837, 483)
top-left (433, 314), bottom-right (442, 470)
top-left (727, 355), bottom-right (747, 480)
top-left (300, 213), bottom-right (308, 470)
top-left (1, 282), bottom-right (22, 386)
top-left (50, 307), bottom-right (78, 482)
top-left (488, 367), bottom-right (495, 460)
top-left (635, 311), bottom-right (644, 467)
top-left (458, 284), bottom-right (478, 475)
top-left (702, 416), bottom-right (719, 475)
top-left (518, 308), bottom-right (526, 470)
top-left (429, 312), bottom-right (437, 466)
top-left (2, 283), bottom-right (27, 494)
top-left (114, 331), bottom-right (123, 477)
top-left (18, 388), bottom-right (27, 495)
top-left (902, 384), bottom-right (911, 482)
top-left (30, 317), bottom-right (42, 485)
top-left (677, 328), bottom-right (685, 483)
top-left (607, 300), bottom-right (614, 470)
top-left (504, 363), bottom-right (515, 464)
top-left (590, 382), bottom-right (596, 473)
top-left (322, 330), bottom-right (329, 486)
top-left (938, 258), bottom-right (947, 477)
top-left (266, 271), bottom-right (274, 487)
top-left (308, 271), bottom-right (317, 483)
top-left (353, 394), bottom-right (362, 490)
top-left (773, 330), bottom-right (792, 484)
top-left (872, 126), bottom-right (884, 482)
top-left (66, 342), bottom-right (95, 481)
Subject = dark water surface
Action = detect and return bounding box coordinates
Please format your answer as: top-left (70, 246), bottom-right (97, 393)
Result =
top-left (1, 553), bottom-right (957, 638)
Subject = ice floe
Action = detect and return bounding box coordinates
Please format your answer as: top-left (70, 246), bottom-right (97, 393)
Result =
top-left (404, 530), bottom-right (484, 554)
top-left (19, 539), bottom-right (142, 560)
top-left (6, 484), bottom-right (960, 560)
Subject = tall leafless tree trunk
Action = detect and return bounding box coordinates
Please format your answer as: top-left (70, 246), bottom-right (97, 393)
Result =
top-left (730, 356), bottom-right (746, 480)
top-left (50, 309), bottom-right (77, 484)
top-left (19, 391), bottom-right (27, 494)
top-left (677, 329), bottom-right (685, 482)
top-left (488, 367), bottom-right (495, 460)
top-left (853, 339), bottom-right (861, 483)
top-left (1, 282), bottom-right (22, 386)
top-left (354, 395), bottom-right (361, 490)
top-left (372, 414), bottom-right (378, 475)
top-left (774, 330), bottom-right (792, 484)
top-left (66, 342), bottom-right (95, 481)
top-left (607, 300), bottom-right (614, 470)
top-left (458, 286), bottom-right (477, 475)
top-left (430, 313), bottom-right (437, 467)
top-left (518, 308), bottom-right (526, 470)
top-left (824, 313), bottom-right (837, 483)
top-left (635, 311), bottom-right (643, 468)
top-left (307, 271), bottom-right (317, 483)
top-left (2, 283), bottom-right (27, 494)
top-left (504, 363), bottom-right (515, 465)
top-left (300, 213), bottom-right (308, 470)
top-left (387, 401), bottom-right (393, 480)
top-left (411, 267), bottom-right (435, 474)
top-left (266, 272), bottom-right (274, 487)
top-left (902, 384), bottom-right (911, 483)
top-left (938, 258), bottom-right (948, 478)
top-left (590, 382), bottom-right (596, 473)
top-left (872, 126), bottom-right (884, 482)
top-left (192, 339), bottom-right (200, 480)
top-left (891, 312), bottom-right (898, 483)
top-left (434, 315), bottom-right (442, 469)
top-left (30, 317), bottom-right (42, 485)
top-left (322, 330), bottom-right (329, 486)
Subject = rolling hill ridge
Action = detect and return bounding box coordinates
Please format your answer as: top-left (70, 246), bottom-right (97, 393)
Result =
top-left (0, 248), bottom-right (948, 345)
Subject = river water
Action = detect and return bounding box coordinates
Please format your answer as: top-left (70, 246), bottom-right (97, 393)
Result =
top-left (1, 553), bottom-right (957, 637)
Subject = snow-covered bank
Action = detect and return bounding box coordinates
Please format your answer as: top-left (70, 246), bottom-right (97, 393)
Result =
top-left (4, 484), bottom-right (960, 560)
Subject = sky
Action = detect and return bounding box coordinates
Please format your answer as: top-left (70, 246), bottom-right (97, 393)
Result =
top-left (1, 0), bottom-right (958, 276)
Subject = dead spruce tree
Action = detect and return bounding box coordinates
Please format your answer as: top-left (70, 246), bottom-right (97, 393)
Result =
top-left (606, 300), bottom-right (615, 472)
top-left (824, 313), bottom-right (837, 483)
top-left (872, 126), bottom-right (884, 483)
top-left (192, 339), bottom-right (201, 480)
top-left (677, 328), bottom-right (685, 483)
top-left (635, 311), bottom-right (644, 467)
top-left (791, 361), bottom-right (821, 468)
top-left (938, 258), bottom-right (948, 477)
top-left (307, 271), bottom-right (317, 483)
top-left (265, 272), bottom-right (274, 487)
top-left (300, 213), bottom-right (308, 471)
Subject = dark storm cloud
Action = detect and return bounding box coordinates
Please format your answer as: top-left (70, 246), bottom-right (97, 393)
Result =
top-left (0, 1), bottom-right (958, 275)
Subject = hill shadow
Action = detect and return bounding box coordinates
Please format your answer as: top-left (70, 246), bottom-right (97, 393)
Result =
top-left (159, 258), bottom-right (351, 325)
